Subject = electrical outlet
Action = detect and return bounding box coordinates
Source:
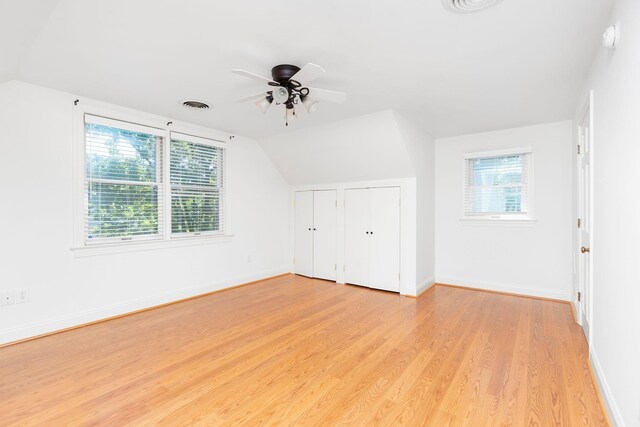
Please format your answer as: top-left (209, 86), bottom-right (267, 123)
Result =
top-left (16, 288), bottom-right (29, 304)
top-left (1, 290), bottom-right (16, 306)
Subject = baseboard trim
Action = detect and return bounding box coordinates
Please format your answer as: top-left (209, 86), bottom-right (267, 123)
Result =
top-left (0, 268), bottom-right (291, 348)
top-left (434, 277), bottom-right (571, 302)
top-left (401, 277), bottom-right (435, 298)
top-left (589, 347), bottom-right (624, 426)
top-left (417, 277), bottom-right (435, 295)
top-left (570, 301), bottom-right (577, 323)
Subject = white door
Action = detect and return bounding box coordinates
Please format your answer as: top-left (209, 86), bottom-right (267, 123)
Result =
top-left (294, 191), bottom-right (314, 278)
top-left (578, 107), bottom-right (592, 343)
top-left (344, 189), bottom-right (370, 287)
top-left (369, 187), bottom-right (401, 292)
top-left (313, 190), bottom-right (337, 281)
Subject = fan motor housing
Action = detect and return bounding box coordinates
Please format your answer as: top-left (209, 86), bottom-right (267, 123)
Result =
top-left (271, 64), bottom-right (301, 85)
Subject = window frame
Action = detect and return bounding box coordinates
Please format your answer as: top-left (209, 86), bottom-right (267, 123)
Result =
top-left (168, 132), bottom-right (227, 239)
top-left (461, 147), bottom-right (535, 225)
top-left (72, 103), bottom-right (232, 256)
top-left (83, 114), bottom-right (166, 245)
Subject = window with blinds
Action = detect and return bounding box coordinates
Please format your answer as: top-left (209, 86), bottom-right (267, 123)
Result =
top-left (464, 149), bottom-right (532, 218)
top-left (81, 113), bottom-right (229, 247)
top-left (170, 133), bottom-right (225, 236)
top-left (84, 115), bottom-right (164, 242)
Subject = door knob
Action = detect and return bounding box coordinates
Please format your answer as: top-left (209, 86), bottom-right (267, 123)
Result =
top-left (581, 246), bottom-right (590, 253)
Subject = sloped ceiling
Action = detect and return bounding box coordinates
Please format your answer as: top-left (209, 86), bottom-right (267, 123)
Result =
top-left (0, 0), bottom-right (59, 84)
top-left (4, 0), bottom-right (614, 140)
top-left (259, 110), bottom-right (418, 186)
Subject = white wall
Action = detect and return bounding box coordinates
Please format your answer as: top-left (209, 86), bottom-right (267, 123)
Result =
top-left (259, 110), bottom-right (416, 186)
top-left (576, 1), bottom-right (640, 424)
top-left (435, 121), bottom-right (573, 301)
top-left (0, 81), bottom-right (290, 344)
top-left (394, 112), bottom-right (436, 292)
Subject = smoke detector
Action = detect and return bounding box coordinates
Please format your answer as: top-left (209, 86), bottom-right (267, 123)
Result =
top-left (602, 25), bottom-right (618, 49)
top-left (443, 0), bottom-right (504, 13)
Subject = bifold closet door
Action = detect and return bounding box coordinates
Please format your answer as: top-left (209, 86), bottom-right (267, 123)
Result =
top-left (312, 190), bottom-right (337, 281)
top-left (369, 187), bottom-right (401, 292)
top-left (294, 191), bottom-right (314, 277)
top-left (344, 189), bottom-right (370, 287)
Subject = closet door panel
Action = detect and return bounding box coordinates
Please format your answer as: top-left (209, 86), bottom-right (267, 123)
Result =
top-left (313, 190), bottom-right (337, 281)
top-left (344, 189), bottom-right (370, 287)
top-left (369, 187), bottom-right (401, 292)
top-left (294, 191), bottom-right (314, 277)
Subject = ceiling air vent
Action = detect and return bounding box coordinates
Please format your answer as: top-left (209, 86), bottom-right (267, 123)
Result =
top-left (443, 0), bottom-right (504, 13)
top-left (182, 100), bottom-right (210, 110)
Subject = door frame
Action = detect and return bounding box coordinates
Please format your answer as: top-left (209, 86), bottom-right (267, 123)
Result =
top-left (575, 90), bottom-right (594, 346)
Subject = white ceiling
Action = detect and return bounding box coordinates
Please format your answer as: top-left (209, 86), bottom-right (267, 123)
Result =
top-left (3, 0), bottom-right (614, 139)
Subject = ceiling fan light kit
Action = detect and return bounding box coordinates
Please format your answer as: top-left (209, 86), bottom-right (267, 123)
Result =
top-left (232, 63), bottom-right (346, 126)
top-left (272, 86), bottom-right (290, 104)
top-left (302, 96), bottom-right (319, 114)
top-left (255, 95), bottom-right (273, 114)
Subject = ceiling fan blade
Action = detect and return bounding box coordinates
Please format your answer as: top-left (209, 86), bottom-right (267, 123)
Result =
top-left (291, 63), bottom-right (326, 85)
top-left (231, 69), bottom-right (277, 85)
top-left (235, 92), bottom-right (269, 103)
top-left (307, 87), bottom-right (347, 103)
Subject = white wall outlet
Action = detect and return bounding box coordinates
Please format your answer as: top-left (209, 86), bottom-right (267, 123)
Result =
top-left (16, 288), bottom-right (29, 304)
top-left (1, 290), bottom-right (16, 306)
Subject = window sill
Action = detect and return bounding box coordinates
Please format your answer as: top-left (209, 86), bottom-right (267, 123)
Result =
top-left (459, 218), bottom-right (536, 227)
top-left (71, 234), bottom-right (234, 257)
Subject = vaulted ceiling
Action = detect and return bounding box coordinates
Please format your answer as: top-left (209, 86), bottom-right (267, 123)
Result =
top-left (2, 0), bottom-right (614, 139)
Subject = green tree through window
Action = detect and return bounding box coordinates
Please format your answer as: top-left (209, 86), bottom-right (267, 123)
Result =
top-left (85, 122), bottom-right (161, 240)
top-left (170, 139), bottom-right (223, 234)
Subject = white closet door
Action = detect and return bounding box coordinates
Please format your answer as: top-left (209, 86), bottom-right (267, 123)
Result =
top-left (369, 187), bottom-right (401, 292)
top-left (313, 190), bottom-right (337, 281)
top-left (344, 189), bottom-right (370, 287)
top-left (294, 191), bottom-right (314, 277)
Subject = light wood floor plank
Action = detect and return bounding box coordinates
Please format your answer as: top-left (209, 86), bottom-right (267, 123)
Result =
top-left (0, 275), bottom-right (608, 426)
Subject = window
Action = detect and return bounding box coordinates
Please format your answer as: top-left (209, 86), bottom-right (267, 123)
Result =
top-left (463, 148), bottom-right (532, 220)
top-left (170, 133), bottom-right (225, 236)
top-left (79, 112), bottom-right (228, 249)
top-left (84, 115), bottom-right (164, 242)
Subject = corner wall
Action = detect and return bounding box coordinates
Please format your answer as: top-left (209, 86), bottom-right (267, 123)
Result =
top-left (393, 112), bottom-right (436, 293)
top-left (0, 81), bottom-right (291, 344)
top-left (575, 0), bottom-right (640, 424)
top-left (434, 121), bottom-right (574, 301)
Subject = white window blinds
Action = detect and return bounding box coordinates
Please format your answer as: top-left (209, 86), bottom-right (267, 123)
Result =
top-left (464, 150), bottom-right (531, 217)
top-left (84, 115), bottom-right (165, 242)
top-left (170, 133), bottom-right (225, 236)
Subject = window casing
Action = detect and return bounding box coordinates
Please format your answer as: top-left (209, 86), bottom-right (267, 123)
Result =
top-left (463, 148), bottom-right (533, 220)
top-left (76, 109), bottom-right (229, 250)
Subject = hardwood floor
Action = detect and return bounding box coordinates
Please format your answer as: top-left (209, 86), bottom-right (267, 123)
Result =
top-left (0, 275), bottom-right (607, 426)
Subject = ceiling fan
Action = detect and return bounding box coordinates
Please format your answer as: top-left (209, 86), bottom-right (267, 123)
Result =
top-left (232, 63), bottom-right (346, 126)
